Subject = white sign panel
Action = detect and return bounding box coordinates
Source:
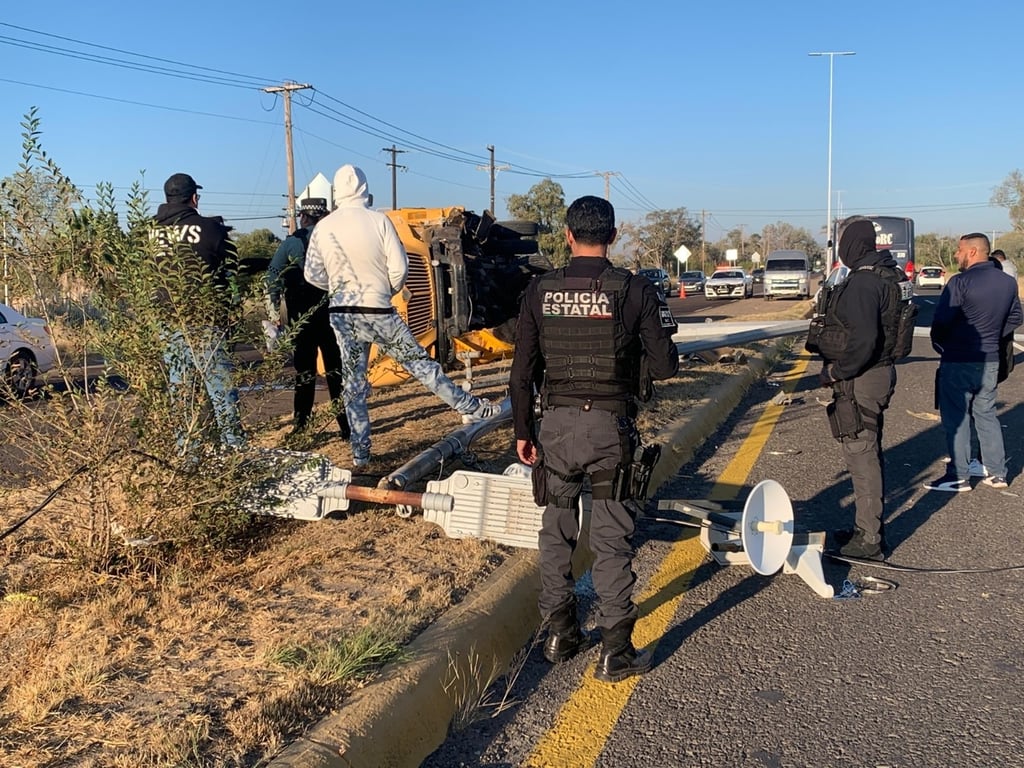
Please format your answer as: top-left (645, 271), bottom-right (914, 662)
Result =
top-left (725, 248), bottom-right (739, 262)
top-left (673, 245), bottom-right (692, 263)
top-left (750, 251), bottom-right (761, 264)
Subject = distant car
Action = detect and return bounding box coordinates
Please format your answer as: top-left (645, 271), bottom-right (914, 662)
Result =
top-left (916, 266), bottom-right (946, 289)
top-left (751, 268), bottom-right (765, 284)
top-left (0, 303), bottom-right (56, 398)
top-left (678, 270), bottom-right (706, 295)
top-left (704, 268), bottom-right (754, 300)
top-left (638, 268), bottom-right (671, 294)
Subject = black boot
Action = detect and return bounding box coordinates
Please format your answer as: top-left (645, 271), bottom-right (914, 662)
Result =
top-left (287, 415), bottom-right (310, 439)
top-left (543, 598), bottom-right (587, 664)
top-left (595, 618), bottom-right (651, 683)
top-left (839, 528), bottom-right (884, 560)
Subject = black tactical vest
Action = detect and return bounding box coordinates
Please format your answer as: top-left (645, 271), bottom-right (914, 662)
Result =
top-left (282, 227), bottom-right (328, 318)
top-left (537, 267), bottom-right (635, 398)
top-left (808, 265), bottom-right (916, 365)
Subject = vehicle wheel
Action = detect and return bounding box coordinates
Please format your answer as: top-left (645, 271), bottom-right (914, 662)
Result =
top-left (5, 351), bottom-right (38, 399)
top-left (495, 220), bottom-right (540, 237)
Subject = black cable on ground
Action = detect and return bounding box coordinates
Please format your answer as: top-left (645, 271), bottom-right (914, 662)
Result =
top-left (648, 515), bottom-right (1024, 576)
top-left (0, 464), bottom-right (90, 542)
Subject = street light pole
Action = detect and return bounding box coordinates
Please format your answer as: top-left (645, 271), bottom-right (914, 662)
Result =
top-left (808, 51), bottom-right (855, 261)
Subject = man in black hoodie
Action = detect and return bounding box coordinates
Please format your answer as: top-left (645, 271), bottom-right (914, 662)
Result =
top-left (810, 217), bottom-right (907, 559)
top-left (153, 172), bottom-right (245, 452)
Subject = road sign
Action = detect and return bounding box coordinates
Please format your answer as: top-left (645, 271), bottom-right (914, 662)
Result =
top-left (750, 251), bottom-right (761, 264)
top-left (726, 248), bottom-right (738, 262)
top-left (674, 245), bottom-right (692, 263)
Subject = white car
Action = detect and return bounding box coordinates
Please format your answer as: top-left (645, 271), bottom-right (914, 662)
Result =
top-left (704, 268), bottom-right (754, 300)
top-left (916, 266), bottom-right (946, 289)
top-left (1, 303), bottom-right (57, 398)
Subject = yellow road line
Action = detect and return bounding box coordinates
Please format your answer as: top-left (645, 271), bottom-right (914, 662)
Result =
top-left (524, 352), bottom-right (812, 768)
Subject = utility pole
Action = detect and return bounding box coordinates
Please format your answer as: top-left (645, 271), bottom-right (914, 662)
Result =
top-left (595, 171), bottom-right (620, 201)
top-left (701, 209), bottom-right (707, 273)
top-left (382, 145), bottom-right (407, 210)
top-left (263, 81), bottom-right (312, 233)
top-left (476, 145), bottom-right (509, 213)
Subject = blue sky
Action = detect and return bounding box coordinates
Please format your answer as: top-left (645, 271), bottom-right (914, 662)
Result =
top-left (1, 1), bottom-right (1020, 246)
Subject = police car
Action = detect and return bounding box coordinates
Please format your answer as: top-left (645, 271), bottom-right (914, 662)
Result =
top-left (704, 268), bottom-right (754, 300)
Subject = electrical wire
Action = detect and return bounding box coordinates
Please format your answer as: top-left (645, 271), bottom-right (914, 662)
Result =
top-left (0, 77), bottom-right (278, 125)
top-left (646, 516), bottom-right (1024, 576)
top-left (0, 22), bottom-right (275, 86)
top-left (617, 174), bottom-right (662, 211)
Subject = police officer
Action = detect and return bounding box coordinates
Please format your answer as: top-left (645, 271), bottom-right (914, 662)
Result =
top-left (153, 172), bottom-right (245, 451)
top-left (266, 198), bottom-right (350, 441)
top-left (510, 195), bottom-right (679, 683)
top-left (809, 216), bottom-right (908, 560)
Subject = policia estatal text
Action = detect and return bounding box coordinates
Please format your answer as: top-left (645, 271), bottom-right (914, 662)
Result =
top-left (510, 196), bottom-right (679, 683)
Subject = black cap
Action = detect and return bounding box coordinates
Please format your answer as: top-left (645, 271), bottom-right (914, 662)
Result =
top-left (298, 197), bottom-right (329, 217)
top-left (163, 173), bottom-right (202, 200)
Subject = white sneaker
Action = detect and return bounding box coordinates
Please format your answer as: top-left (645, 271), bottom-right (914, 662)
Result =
top-left (942, 457), bottom-right (989, 477)
top-left (968, 459), bottom-right (989, 478)
top-left (461, 398), bottom-right (502, 424)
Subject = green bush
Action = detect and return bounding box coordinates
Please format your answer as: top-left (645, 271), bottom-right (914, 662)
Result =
top-left (1, 109), bottom-right (294, 572)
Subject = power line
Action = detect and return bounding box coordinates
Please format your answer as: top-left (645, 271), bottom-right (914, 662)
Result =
top-left (0, 77), bottom-right (278, 126)
top-left (617, 174), bottom-right (662, 210)
top-left (0, 35), bottom-right (262, 90)
top-left (0, 22), bottom-right (275, 86)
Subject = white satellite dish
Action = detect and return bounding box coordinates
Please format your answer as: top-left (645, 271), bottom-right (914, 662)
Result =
top-left (658, 479), bottom-right (833, 598)
top-left (740, 479), bottom-right (794, 575)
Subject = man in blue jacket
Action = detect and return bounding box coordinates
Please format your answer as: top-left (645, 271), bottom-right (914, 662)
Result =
top-left (927, 233), bottom-right (1022, 492)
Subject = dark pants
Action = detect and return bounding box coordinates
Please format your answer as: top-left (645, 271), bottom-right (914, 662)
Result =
top-left (835, 364), bottom-right (896, 542)
top-left (291, 305), bottom-right (344, 425)
top-left (537, 405), bottom-right (637, 632)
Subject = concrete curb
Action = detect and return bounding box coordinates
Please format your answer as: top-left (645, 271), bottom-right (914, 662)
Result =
top-left (270, 330), bottom-right (802, 768)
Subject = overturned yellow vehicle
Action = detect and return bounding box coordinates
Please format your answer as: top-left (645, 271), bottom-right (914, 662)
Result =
top-left (364, 207), bottom-right (548, 388)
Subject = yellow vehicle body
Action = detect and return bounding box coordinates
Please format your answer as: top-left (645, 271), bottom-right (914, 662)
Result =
top-left (359, 206), bottom-right (532, 388)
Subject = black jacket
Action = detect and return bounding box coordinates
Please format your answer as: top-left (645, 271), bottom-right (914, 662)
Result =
top-left (153, 203), bottom-right (239, 323)
top-left (509, 257), bottom-right (679, 440)
top-left (826, 220), bottom-right (901, 379)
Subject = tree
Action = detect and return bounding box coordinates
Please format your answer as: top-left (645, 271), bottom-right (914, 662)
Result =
top-left (233, 227), bottom-right (281, 264)
top-left (0, 107), bottom-right (82, 308)
top-left (991, 170), bottom-right (1024, 232)
top-left (618, 207), bottom-right (702, 273)
top-left (994, 231), bottom-right (1024, 265)
top-left (915, 233), bottom-right (959, 270)
top-left (760, 221), bottom-right (820, 258)
top-left (506, 178), bottom-right (569, 266)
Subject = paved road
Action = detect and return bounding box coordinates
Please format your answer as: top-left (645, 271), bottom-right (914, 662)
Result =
top-left (424, 293), bottom-right (1024, 768)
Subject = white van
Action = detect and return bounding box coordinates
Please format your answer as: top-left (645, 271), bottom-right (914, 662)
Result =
top-left (762, 249), bottom-right (811, 300)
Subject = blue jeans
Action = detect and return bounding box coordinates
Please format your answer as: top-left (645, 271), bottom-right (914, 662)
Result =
top-left (938, 361), bottom-right (1005, 479)
top-left (328, 312), bottom-right (479, 462)
top-left (162, 328), bottom-right (246, 453)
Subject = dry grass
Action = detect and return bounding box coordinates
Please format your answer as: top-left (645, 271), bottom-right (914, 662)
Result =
top-left (0, 347), bottom-right (766, 767)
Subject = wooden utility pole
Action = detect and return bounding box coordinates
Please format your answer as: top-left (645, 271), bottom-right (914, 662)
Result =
top-left (263, 81), bottom-right (312, 233)
top-left (476, 145), bottom-right (509, 214)
top-left (383, 145), bottom-right (407, 210)
top-left (595, 171), bottom-right (620, 200)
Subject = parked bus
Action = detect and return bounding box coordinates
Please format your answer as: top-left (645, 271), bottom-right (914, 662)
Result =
top-left (832, 215), bottom-right (916, 280)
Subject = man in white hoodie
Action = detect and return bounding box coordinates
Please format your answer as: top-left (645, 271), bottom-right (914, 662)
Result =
top-left (304, 164), bottom-right (500, 467)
